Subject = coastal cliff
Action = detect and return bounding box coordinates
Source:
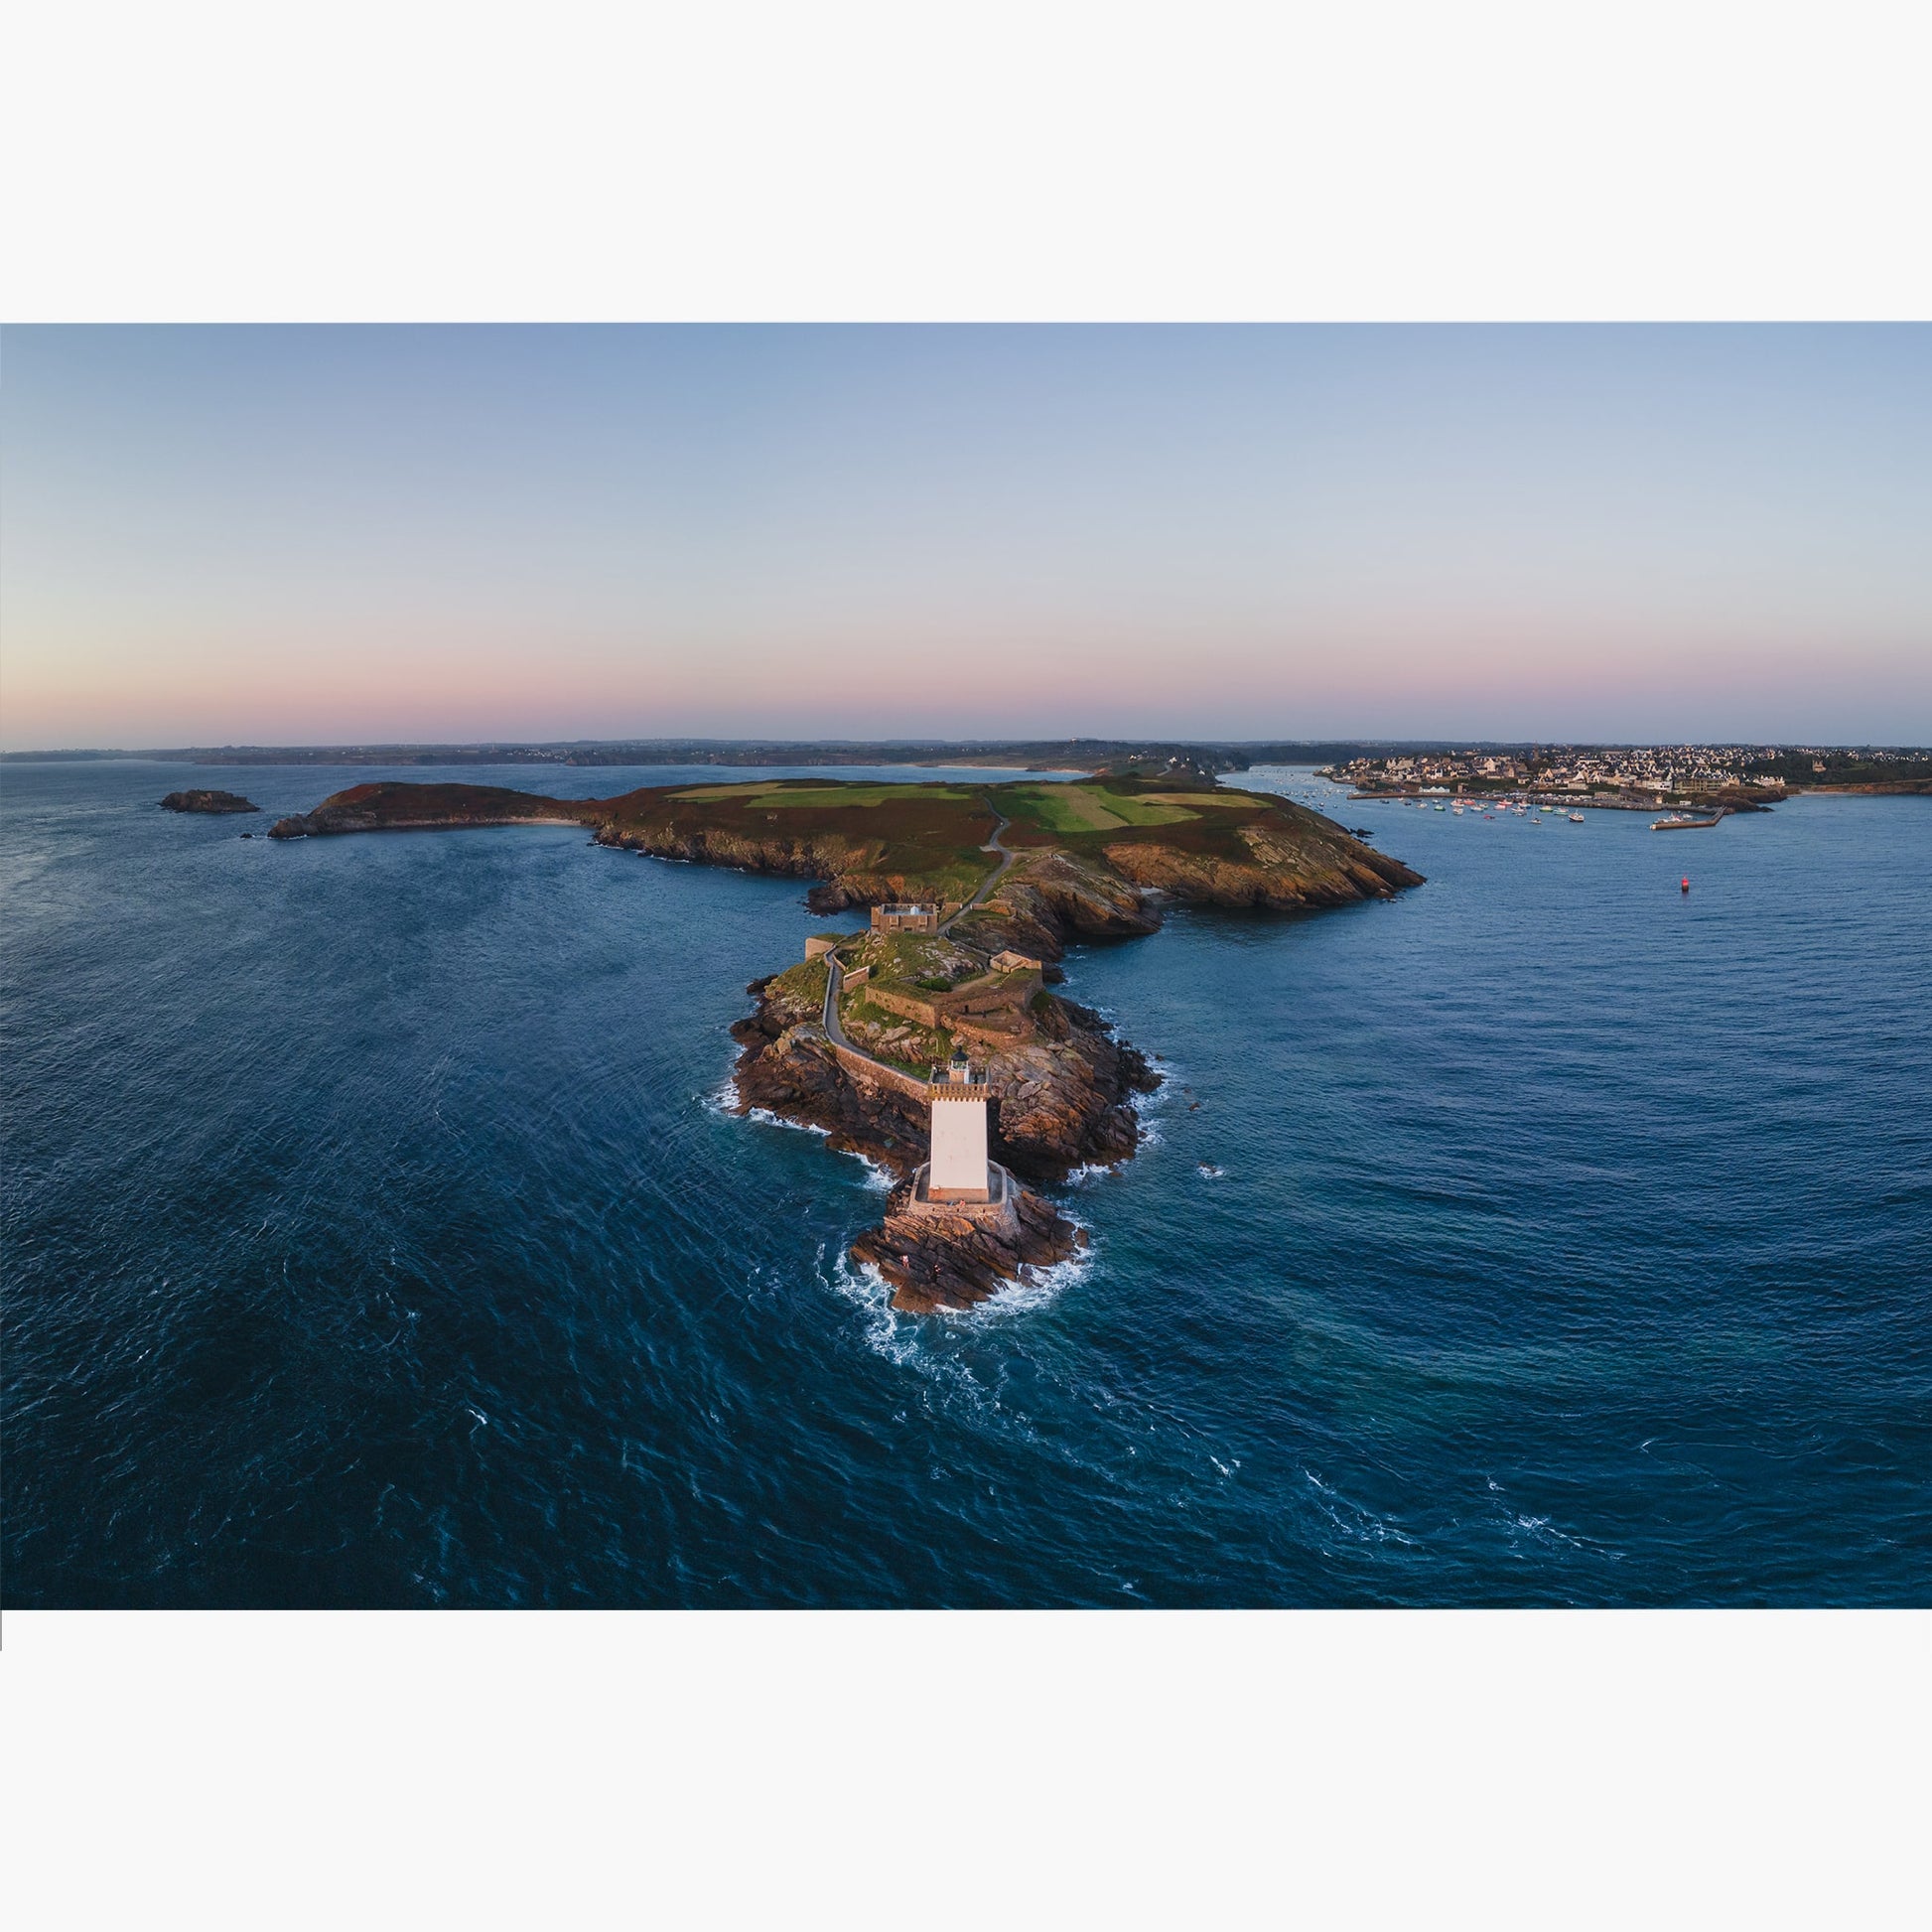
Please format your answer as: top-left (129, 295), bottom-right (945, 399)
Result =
top-left (1100, 821), bottom-right (1422, 910)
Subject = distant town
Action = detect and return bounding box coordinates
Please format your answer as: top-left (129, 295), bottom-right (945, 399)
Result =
top-left (1322, 744), bottom-right (1932, 801)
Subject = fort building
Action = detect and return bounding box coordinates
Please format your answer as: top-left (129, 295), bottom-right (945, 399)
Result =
top-left (871, 901), bottom-right (939, 933)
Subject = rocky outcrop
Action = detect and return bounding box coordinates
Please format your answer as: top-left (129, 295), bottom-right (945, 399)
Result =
top-left (851, 1185), bottom-right (1086, 1313)
top-left (947, 849), bottom-right (1161, 961)
top-left (1100, 822), bottom-right (1422, 908)
top-left (1681, 785), bottom-right (1779, 812)
top-left (987, 999), bottom-right (1157, 1178)
top-left (731, 978), bottom-right (1155, 1186)
top-left (161, 789), bottom-right (259, 814)
top-left (590, 816), bottom-right (884, 896)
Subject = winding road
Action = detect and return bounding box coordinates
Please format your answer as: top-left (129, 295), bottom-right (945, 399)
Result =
top-left (942, 807), bottom-right (1016, 932)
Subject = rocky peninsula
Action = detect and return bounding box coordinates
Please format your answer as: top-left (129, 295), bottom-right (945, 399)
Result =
top-left (266, 772), bottom-right (1422, 1311)
top-left (161, 789), bottom-right (259, 814)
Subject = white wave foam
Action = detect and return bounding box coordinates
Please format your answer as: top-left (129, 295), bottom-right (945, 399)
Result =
top-left (827, 1251), bottom-right (919, 1364)
top-left (1484, 1477), bottom-right (1623, 1560)
top-left (824, 1219), bottom-right (1092, 1360)
top-left (957, 1236), bottom-right (1094, 1320)
top-left (1302, 1467), bottom-right (1419, 1546)
top-left (745, 1110), bottom-right (900, 1194)
top-left (845, 1148), bottom-right (897, 1192)
top-left (745, 1105), bottom-right (829, 1138)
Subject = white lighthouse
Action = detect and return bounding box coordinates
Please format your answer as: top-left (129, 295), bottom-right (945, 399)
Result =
top-left (926, 1047), bottom-right (992, 1201)
top-left (894, 1047), bottom-right (1021, 1236)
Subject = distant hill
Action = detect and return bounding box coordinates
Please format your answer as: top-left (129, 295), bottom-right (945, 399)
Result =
top-left (9, 737), bottom-right (1928, 787)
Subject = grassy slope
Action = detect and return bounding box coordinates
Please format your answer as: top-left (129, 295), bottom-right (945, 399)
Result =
top-left (596, 779), bottom-right (999, 902)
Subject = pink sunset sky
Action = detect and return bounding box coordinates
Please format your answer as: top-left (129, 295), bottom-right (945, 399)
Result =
top-left (5, 324), bottom-right (1928, 749)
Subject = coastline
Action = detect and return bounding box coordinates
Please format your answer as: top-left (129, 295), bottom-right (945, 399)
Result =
top-left (261, 772), bottom-right (1423, 1311)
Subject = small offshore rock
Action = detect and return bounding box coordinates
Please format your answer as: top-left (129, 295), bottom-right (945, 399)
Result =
top-left (161, 789), bottom-right (259, 814)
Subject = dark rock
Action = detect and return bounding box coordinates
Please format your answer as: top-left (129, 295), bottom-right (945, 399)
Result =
top-left (850, 1183), bottom-right (1086, 1313)
top-left (161, 789), bottom-right (258, 814)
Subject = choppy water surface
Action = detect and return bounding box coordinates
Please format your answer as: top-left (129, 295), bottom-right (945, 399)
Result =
top-left (3, 760), bottom-right (1927, 1605)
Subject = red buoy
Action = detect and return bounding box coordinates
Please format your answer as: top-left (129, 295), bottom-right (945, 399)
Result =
top-left (1681, 877), bottom-right (1690, 894)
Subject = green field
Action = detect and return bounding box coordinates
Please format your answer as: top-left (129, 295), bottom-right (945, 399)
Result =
top-left (1005, 784), bottom-right (1127, 832)
top-left (1097, 789), bottom-right (1201, 826)
top-left (759, 785), bottom-right (972, 808)
top-left (1006, 782), bottom-right (1201, 834)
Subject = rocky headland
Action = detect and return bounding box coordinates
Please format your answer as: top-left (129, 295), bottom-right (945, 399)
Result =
top-left (264, 772), bottom-right (1423, 1311)
top-left (732, 963), bottom-right (1156, 1187)
top-left (269, 782), bottom-right (585, 837)
top-left (161, 789), bottom-right (259, 814)
top-left (850, 1185), bottom-right (1087, 1315)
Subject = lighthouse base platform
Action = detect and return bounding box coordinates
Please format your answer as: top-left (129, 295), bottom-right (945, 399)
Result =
top-left (903, 1161), bottom-right (1021, 1234)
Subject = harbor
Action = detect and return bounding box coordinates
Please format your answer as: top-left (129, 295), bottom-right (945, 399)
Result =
top-left (1650, 809), bottom-right (1728, 830)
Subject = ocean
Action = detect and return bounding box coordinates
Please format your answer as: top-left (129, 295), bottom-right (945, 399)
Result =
top-left (2, 759), bottom-right (1927, 1606)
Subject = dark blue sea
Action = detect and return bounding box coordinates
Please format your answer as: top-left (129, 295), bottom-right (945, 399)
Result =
top-left (3, 759), bottom-right (1927, 1606)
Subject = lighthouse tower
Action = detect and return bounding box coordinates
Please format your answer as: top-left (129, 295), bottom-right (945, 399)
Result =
top-left (925, 1047), bottom-right (992, 1202)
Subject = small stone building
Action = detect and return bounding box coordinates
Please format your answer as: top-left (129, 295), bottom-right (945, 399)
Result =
top-left (871, 902), bottom-right (939, 933)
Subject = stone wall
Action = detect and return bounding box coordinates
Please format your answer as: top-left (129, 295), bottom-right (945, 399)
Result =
top-left (865, 967), bottom-right (1040, 1034)
top-left (827, 1039), bottom-right (930, 1101)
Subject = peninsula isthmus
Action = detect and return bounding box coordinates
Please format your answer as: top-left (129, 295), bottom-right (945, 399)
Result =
top-left (264, 772), bottom-right (1422, 1309)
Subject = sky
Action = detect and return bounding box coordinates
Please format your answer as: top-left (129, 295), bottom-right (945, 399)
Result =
top-left (2, 325), bottom-right (1928, 750)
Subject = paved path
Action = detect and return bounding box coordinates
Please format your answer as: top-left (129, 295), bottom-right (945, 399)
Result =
top-left (821, 950), bottom-right (853, 1045)
top-left (940, 808), bottom-right (1015, 932)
